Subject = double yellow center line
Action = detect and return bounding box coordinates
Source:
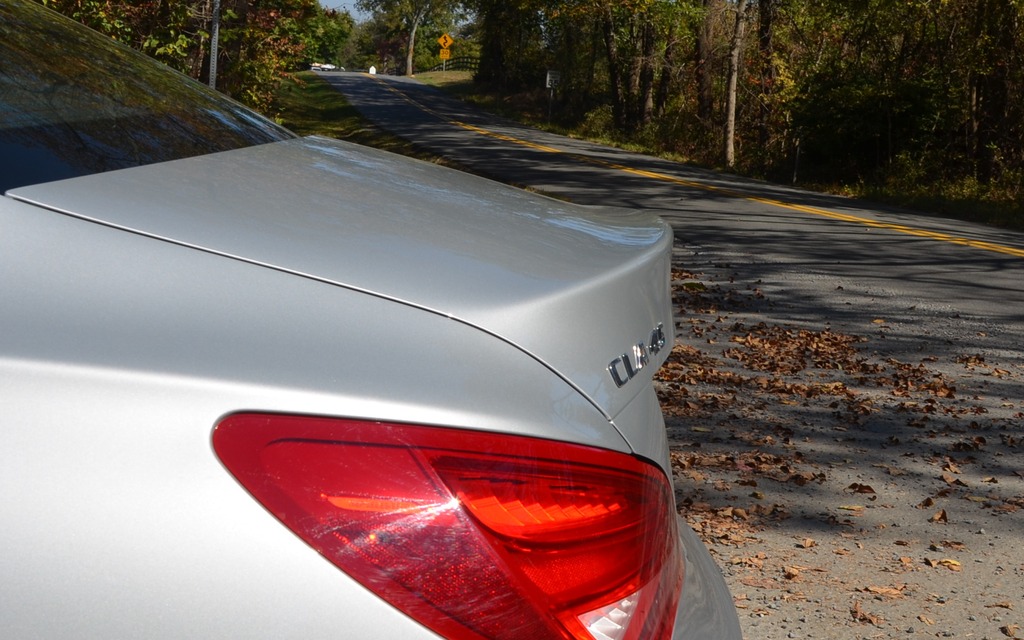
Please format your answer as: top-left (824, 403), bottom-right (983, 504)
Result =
top-left (370, 75), bottom-right (1024, 259)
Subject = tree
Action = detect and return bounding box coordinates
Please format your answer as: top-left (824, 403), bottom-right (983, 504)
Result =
top-left (357, 0), bottom-right (438, 75)
top-left (694, 0), bottom-right (723, 127)
top-left (467, 0), bottom-right (547, 91)
top-left (723, 0), bottom-right (750, 168)
top-left (302, 8), bottom-right (356, 66)
top-left (37, 0), bottom-right (349, 112)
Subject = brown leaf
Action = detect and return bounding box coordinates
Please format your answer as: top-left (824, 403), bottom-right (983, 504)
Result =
top-left (851, 600), bottom-right (883, 626)
top-left (861, 584), bottom-right (906, 598)
top-left (940, 473), bottom-right (969, 487)
top-left (938, 558), bottom-right (962, 571)
top-left (987, 601), bottom-right (1014, 610)
top-left (845, 483), bottom-right (876, 494)
top-left (1001, 624), bottom-right (1020, 638)
top-left (929, 509), bottom-right (949, 523)
top-left (924, 557), bottom-right (961, 571)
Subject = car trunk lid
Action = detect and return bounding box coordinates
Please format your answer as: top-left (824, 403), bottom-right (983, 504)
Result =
top-left (8, 136), bottom-right (673, 420)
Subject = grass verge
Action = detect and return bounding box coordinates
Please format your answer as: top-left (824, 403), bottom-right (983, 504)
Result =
top-left (274, 72), bottom-right (445, 164)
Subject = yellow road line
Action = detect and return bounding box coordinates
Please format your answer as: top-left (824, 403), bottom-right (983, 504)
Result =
top-left (368, 76), bottom-right (1024, 259)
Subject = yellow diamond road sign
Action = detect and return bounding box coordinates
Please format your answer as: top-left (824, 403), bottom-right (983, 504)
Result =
top-left (438, 33), bottom-right (453, 49)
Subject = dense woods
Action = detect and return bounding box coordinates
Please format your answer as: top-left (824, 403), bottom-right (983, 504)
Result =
top-left (468, 0), bottom-right (1023, 215)
top-left (34, 0), bottom-right (1024, 222)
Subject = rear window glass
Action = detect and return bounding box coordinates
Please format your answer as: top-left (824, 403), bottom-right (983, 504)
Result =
top-left (0, 0), bottom-right (295, 192)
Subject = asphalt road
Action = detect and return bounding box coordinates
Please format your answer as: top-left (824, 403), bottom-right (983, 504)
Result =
top-left (319, 71), bottom-right (1024, 337)
top-left (319, 71), bottom-right (1024, 639)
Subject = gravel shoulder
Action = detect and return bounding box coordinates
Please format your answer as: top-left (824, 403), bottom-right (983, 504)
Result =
top-left (662, 245), bottom-right (1024, 640)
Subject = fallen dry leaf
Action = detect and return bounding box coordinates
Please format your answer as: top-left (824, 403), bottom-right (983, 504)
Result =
top-left (924, 558), bottom-right (962, 571)
top-left (929, 509), bottom-right (948, 523)
top-left (938, 558), bottom-right (962, 571)
top-left (845, 482), bottom-right (876, 494)
top-left (987, 601), bottom-right (1014, 610)
top-left (859, 584), bottom-right (906, 598)
top-left (851, 600), bottom-right (883, 626)
top-left (941, 473), bottom-right (969, 487)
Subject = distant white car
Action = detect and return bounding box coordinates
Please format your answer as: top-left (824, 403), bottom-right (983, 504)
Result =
top-left (0, 2), bottom-right (741, 639)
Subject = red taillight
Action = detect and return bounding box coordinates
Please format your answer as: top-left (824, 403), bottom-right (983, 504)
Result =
top-left (213, 414), bottom-right (682, 640)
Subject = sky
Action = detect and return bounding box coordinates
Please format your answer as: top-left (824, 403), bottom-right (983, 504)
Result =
top-left (322, 2), bottom-right (368, 21)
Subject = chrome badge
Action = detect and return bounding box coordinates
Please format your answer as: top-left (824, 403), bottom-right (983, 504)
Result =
top-left (607, 323), bottom-right (667, 388)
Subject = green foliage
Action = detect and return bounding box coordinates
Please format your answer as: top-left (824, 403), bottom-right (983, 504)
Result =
top-left (35, 0), bottom-right (356, 112)
top-left (455, 0), bottom-right (1023, 226)
top-left (40, 0), bottom-right (133, 40)
top-left (301, 9), bottom-right (355, 65)
top-left (355, 0), bottom-right (464, 74)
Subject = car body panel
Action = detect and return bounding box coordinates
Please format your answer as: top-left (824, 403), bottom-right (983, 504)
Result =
top-left (674, 518), bottom-right (745, 639)
top-left (1, 195), bottom-right (626, 637)
top-left (1, 196), bottom-right (628, 450)
top-left (0, 359), bottom-right (445, 639)
top-left (9, 136), bottom-right (674, 421)
top-left (1, 2), bottom-right (741, 637)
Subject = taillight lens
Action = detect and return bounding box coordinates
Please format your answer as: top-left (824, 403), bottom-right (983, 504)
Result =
top-left (213, 414), bottom-right (682, 640)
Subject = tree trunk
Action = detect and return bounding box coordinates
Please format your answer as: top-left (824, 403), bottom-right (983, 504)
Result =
top-left (757, 0), bottom-right (778, 158)
top-left (405, 14), bottom-right (421, 76)
top-left (695, 0), bottom-right (721, 125)
top-left (404, 0), bottom-right (433, 77)
top-left (602, 6), bottom-right (626, 130)
top-left (638, 17), bottom-right (656, 127)
top-left (724, 0), bottom-right (749, 168)
top-left (654, 22), bottom-right (677, 118)
top-left (972, 0), bottom-right (1015, 183)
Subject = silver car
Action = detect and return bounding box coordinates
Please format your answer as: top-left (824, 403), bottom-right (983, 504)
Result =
top-left (0, 2), bottom-right (741, 639)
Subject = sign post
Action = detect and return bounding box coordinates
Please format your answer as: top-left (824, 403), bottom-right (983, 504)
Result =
top-left (438, 33), bottom-right (453, 73)
top-left (209, 0), bottom-right (220, 89)
top-left (545, 70), bottom-right (561, 121)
